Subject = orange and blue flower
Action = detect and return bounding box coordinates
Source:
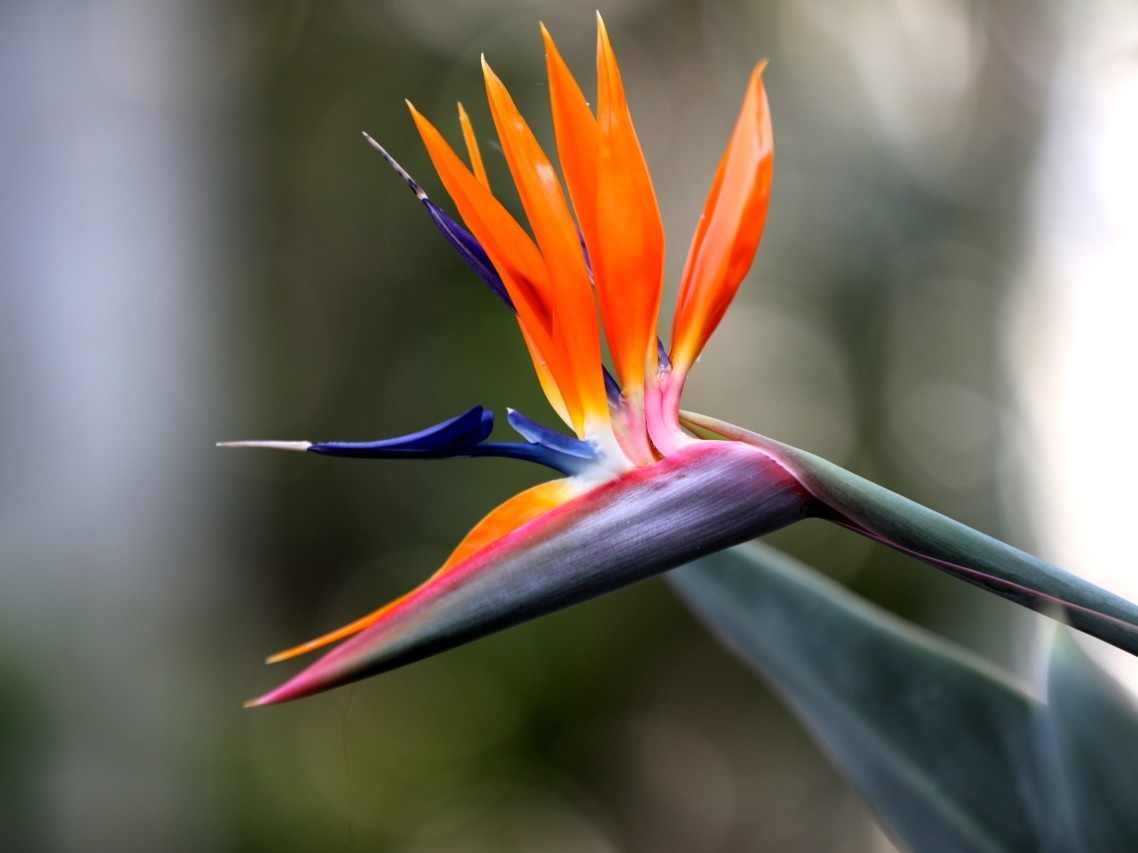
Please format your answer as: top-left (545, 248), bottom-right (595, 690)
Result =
top-left (228, 16), bottom-right (1138, 706)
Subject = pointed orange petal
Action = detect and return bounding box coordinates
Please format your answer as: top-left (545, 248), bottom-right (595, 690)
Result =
top-left (409, 102), bottom-right (575, 427)
top-left (671, 62), bottom-right (773, 376)
top-left (437, 478), bottom-right (581, 571)
top-left (409, 102), bottom-right (550, 332)
top-left (457, 101), bottom-right (490, 189)
top-left (265, 479), bottom-right (580, 663)
top-left (482, 57), bottom-right (609, 436)
top-left (266, 592), bottom-right (413, 663)
top-left (520, 324), bottom-right (571, 426)
top-left (594, 15), bottom-right (663, 396)
top-left (542, 24), bottom-right (599, 259)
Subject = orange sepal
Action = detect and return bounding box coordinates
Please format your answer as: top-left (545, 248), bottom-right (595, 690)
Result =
top-left (266, 592), bottom-right (413, 664)
top-left (671, 62), bottom-right (773, 376)
top-left (409, 102), bottom-right (573, 427)
top-left (408, 102), bottom-right (550, 333)
top-left (594, 15), bottom-right (663, 395)
top-left (482, 57), bottom-right (609, 436)
top-left (457, 101), bottom-right (490, 189)
top-left (520, 324), bottom-right (571, 426)
top-left (437, 478), bottom-right (580, 571)
top-left (266, 479), bottom-right (579, 663)
top-left (542, 24), bottom-right (600, 261)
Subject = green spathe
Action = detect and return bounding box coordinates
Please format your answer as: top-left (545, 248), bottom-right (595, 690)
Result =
top-left (681, 411), bottom-right (1138, 656)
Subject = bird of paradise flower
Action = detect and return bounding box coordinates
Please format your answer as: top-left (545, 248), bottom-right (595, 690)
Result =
top-left (225, 15), bottom-right (1138, 707)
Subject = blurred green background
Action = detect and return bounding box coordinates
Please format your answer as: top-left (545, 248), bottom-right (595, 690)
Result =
top-left (4, 1), bottom-right (1136, 850)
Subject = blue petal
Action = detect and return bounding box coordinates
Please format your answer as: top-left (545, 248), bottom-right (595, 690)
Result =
top-left (307, 407), bottom-right (593, 476)
top-left (507, 409), bottom-right (597, 460)
top-left (578, 227), bottom-right (593, 282)
top-left (309, 407), bottom-right (493, 458)
top-left (362, 133), bottom-right (513, 310)
top-left (424, 201), bottom-right (513, 309)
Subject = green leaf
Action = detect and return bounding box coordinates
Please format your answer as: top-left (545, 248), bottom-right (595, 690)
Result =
top-left (1040, 628), bottom-right (1138, 850)
top-left (680, 411), bottom-right (1138, 658)
top-left (670, 543), bottom-right (1056, 852)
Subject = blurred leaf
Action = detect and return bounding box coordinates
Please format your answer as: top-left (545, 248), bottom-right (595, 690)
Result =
top-left (669, 543), bottom-right (1053, 852)
top-left (1040, 628), bottom-right (1138, 851)
top-left (681, 412), bottom-right (1138, 658)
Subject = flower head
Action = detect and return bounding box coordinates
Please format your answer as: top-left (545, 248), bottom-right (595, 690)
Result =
top-left (227, 16), bottom-right (799, 706)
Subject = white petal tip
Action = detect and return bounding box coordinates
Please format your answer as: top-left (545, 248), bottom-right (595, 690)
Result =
top-left (362, 133), bottom-right (427, 200)
top-left (216, 440), bottom-right (312, 452)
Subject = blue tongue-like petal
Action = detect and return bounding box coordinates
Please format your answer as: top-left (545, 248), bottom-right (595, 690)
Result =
top-left (308, 406), bottom-right (493, 458)
top-left (506, 409), bottom-right (596, 460)
top-left (362, 133), bottom-right (513, 310)
top-left (298, 407), bottom-right (596, 476)
top-left (423, 201), bottom-right (512, 308)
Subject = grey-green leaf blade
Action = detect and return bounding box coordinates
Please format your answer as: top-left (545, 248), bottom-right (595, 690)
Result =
top-left (670, 543), bottom-right (1055, 853)
top-left (1041, 628), bottom-right (1138, 851)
